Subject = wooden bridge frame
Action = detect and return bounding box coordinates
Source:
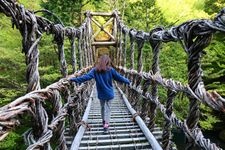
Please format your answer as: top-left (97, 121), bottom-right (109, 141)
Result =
top-left (88, 12), bottom-right (117, 47)
top-left (86, 11), bottom-right (118, 62)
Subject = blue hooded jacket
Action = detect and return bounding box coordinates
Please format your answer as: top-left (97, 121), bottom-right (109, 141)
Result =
top-left (69, 67), bottom-right (130, 100)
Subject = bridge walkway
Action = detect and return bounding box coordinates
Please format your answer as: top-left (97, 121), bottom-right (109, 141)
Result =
top-left (66, 85), bottom-right (164, 150)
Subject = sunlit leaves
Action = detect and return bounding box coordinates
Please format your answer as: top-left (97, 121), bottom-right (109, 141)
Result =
top-left (199, 104), bottom-right (221, 130)
top-left (18, 0), bottom-right (41, 10)
top-left (204, 0), bottom-right (225, 17)
top-left (202, 33), bottom-right (225, 95)
top-left (156, 0), bottom-right (209, 24)
top-left (128, 0), bottom-right (142, 3)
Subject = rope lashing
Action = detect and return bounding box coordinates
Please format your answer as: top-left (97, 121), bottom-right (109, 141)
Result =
top-left (136, 30), bottom-right (145, 73)
top-left (131, 112), bottom-right (140, 122)
top-left (129, 28), bottom-right (136, 69)
top-left (77, 121), bottom-right (91, 131)
top-left (66, 27), bottom-right (78, 73)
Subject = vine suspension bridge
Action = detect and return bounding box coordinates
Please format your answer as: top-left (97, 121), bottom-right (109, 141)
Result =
top-left (1, 0), bottom-right (225, 149)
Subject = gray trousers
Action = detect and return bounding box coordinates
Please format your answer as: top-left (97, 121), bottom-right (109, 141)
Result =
top-left (100, 99), bottom-right (112, 124)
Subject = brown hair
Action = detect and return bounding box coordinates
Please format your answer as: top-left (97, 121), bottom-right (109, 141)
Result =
top-left (96, 55), bottom-right (111, 72)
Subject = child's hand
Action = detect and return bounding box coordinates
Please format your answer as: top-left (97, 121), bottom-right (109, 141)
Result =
top-left (129, 82), bottom-right (132, 87)
top-left (67, 75), bottom-right (74, 81)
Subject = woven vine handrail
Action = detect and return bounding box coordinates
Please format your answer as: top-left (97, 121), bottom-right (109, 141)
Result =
top-left (0, 66), bottom-right (92, 149)
top-left (116, 66), bottom-right (223, 150)
top-left (113, 7), bottom-right (225, 150)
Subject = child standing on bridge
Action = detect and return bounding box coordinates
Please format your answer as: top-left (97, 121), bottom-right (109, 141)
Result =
top-left (68, 55), bottom-right (130, 133)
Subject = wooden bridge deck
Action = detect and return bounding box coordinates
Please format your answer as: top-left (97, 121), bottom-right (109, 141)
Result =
top-left (65, 86), bottom-right (167, 150)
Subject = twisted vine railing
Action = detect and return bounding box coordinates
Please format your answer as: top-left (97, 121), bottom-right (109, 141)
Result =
top-left (0, 1), bottom-right (95, 149)
top-left (1, 0), bottom-right (225, 149)
top-left (114, 8), bottom-right (225, 150)
top-left (0, 66), bottom-right (93, 149)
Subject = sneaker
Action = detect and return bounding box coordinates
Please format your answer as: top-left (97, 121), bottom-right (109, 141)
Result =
top-left (103, 123), bottom-right (109, 128)
top-left (103, 123), bottom-right (109, 134)
top-left (104, 127), bottom-right (109, 134)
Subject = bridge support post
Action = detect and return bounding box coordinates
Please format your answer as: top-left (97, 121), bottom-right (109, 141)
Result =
top-left (66, 28), bottom-right (78, 73)
top-left (17, 7), bottom-right (42, 92)
top-left (185, 25), bottom-right (212, 149)
top-left (149, 32), bottom-right (161, 131)
top-left (162, 90), bottom-right (176, 150)
top-left (78, 28), bottom-right (83, 69)
top-left (53, 24), bottom-right (68, 77)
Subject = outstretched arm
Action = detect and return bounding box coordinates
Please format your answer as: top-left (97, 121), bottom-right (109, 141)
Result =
top-left (69, 68), bottom-right (95, 83)
top-left (112, 68), bottom-right (130, 84)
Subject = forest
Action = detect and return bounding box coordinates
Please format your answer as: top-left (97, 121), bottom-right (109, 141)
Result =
top-left (0, 0), bottom-right (225, 149)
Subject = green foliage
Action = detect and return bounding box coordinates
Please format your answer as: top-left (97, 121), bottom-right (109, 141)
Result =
top-left (122, 0), bottom-right (166, 30)
top-left (202, 33), bottom-right (225, 95)
top-left (0, 15), bottom-right (22, 49)
top-left (0, 123), bottom-right (30, 150)
top-left (173, 95), bottom-right (189, 120)
top-left (18, 0), bottom-right (41, 10)
top-left (0, 131), bottom-right (26, 150)
top-left (40, 0), bottom-right (91, 26)
top-left (0, 15), bottom-right (27, 106)
top-left (156, 0), bottom-right (209, 24)
top-left (204, 0), bottom-right (225, 17)
top-left (86, 0), bottom-right (110, 11)
top-left (0, 88), bottom-right (25, 105)
top-left (199, 104), bottom-right (221, 130)
top-left (142, 44), bottom-right (152, 71)
top-left (200, 115), bottom-right (221, 130)
top-left (40, 66), bottom-right (61, 87)
top-left (160, 42), bottom-right (188, 83)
